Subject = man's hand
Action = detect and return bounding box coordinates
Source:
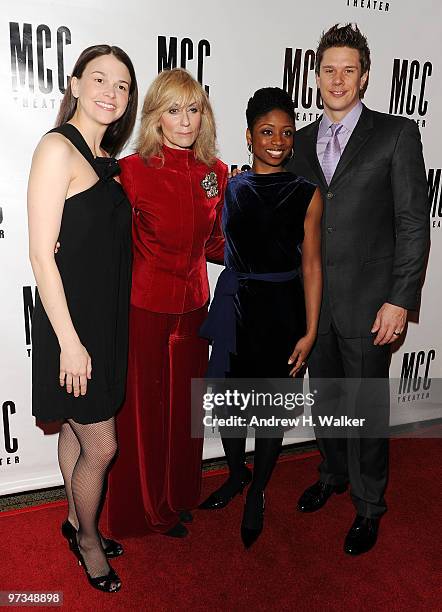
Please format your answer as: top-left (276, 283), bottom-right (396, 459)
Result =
top-left (371, 303), bottom-right (407, 345)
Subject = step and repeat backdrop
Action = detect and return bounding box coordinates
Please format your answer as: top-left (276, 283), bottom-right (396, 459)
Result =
top-left (0, 0), bottom-right (441, 494)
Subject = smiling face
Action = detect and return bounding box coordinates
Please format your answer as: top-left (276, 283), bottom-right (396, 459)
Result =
top-left (316, 46), bottom-right (368, 122)
top-left (247, 108), bottom-right (295, 173)
top-left (159, 101), bottom-right (202, 149)
top-left (70, 54), bottom-right (131, 126)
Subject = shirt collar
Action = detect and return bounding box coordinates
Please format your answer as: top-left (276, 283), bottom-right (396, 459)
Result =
top-left (162, 143), bottom-right (196, 168)
top-left (318, 100), bottom-right (363, 137)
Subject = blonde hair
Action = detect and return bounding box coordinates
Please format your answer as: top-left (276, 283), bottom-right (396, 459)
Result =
top-left (137, 68), bottom-right (217, 166)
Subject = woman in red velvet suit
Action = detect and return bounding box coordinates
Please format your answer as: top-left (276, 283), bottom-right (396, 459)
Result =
top-left (105, 68), bottom-right (228, 538)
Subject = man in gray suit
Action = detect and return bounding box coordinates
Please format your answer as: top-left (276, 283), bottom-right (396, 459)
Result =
top-left (287, 23), bottom-right (429, 554)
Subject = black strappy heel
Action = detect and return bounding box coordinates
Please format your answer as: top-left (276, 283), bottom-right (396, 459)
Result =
top-left (62, 520), bottom-right (124, 558)
top-left (70, 534), bottom-right (121, 593)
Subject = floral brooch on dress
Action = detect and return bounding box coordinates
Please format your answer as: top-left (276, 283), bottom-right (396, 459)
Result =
top-left (200, 171), bottom-right (219, 198)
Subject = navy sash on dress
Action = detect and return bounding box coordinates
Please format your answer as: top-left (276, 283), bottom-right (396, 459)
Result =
top-left (199, 267), bottom-right (299, 377)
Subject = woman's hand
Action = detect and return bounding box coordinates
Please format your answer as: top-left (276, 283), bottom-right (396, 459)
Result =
top-left (289, 188), bottom-right (322, 377)
top-left (228, 167), bottom-right (249, 179)
top-left (288, 334), bottom-right (316, 377)
top-left (59, 341), bottom-right (92, 397)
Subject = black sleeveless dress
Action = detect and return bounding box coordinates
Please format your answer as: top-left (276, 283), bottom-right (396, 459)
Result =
top-left (31, 124), bottom-right (132, 424)
top-left (224, 171), bottom-right (316, 377)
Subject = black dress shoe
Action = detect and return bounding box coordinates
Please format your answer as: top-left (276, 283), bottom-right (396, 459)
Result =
top-left (297, 480), bottom-right (347, 513)
top-left (344, 515), bottom-right (379, 555)
top-left (199, 466), bottom-right (252, 510)
top-left (241, 490), bottom-right (265, 549)
top-left (179, 510), bottom-right (193, 524)
top-left (163, 522), bottom-right (188, 538)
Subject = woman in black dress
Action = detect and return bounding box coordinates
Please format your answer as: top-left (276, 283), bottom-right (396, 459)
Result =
top-left (199, 88), bottom-right (323, 547)
top-left (27, 45), bottom-right (137, 592)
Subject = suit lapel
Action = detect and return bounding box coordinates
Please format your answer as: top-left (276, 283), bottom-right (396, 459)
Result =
top-left (299, 119), bottom-right (328, 190)
top-left (330, 105), bottom-right (374, 186)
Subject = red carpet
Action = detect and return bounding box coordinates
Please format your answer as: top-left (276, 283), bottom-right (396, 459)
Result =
top-left (1, 439), bottom-right (441, 612)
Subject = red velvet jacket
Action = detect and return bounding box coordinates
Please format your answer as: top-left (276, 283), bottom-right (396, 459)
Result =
top-left (119, 145), bottom-right (228, 314)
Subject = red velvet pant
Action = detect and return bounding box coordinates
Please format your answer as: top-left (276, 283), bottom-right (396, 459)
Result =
top-left (104, 304), bottom-right (208, 536)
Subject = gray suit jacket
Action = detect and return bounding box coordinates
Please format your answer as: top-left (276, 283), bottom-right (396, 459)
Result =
top-left (287, 105), bottom-right (430, 338)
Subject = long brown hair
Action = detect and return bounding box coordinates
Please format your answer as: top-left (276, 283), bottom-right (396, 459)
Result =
top-left (137, 68), bottom-right (217, 166)
top-left (56, 44), bottom-right (138, 156)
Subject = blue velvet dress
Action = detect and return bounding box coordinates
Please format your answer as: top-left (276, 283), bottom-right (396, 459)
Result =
top-left (208, 170), bottom-right (316, 378)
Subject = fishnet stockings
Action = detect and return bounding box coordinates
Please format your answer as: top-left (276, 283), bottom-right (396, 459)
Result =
top-left (58, 421), bottom-right (118, 554)
top-left (58, 422), bottom-right (80, 526)
top-left (61, 418), bottom-right (117, 580)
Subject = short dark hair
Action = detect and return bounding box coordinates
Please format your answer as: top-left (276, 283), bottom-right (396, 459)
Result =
top-left (246, 87), bottom-right (295, 131)
top-left (316, 23), bottom-right (370, 94)
top-left (56, 44), bottom-right (138, 156)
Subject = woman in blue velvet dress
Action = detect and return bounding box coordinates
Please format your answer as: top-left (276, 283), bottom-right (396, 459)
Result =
top-left (199, 88), bottom-right (323, 547)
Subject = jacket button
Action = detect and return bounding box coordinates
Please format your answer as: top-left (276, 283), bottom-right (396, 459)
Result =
top-left (327, 227), bottom-right (334, 233)
top-left (326, 191), bottom-right (334, 199)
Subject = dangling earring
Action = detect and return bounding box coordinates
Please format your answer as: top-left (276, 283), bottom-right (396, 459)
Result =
top-left (288, 148), bottom-right (294, 159)
top-left (247, 143), bottom-right (253, 166)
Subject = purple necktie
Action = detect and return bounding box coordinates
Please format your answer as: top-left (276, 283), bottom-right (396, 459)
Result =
top-left (322, 123), bottom-right (343, 185)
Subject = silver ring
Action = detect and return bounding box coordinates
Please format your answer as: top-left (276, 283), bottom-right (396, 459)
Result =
top-left (393, 330), bottom-right (401, 336)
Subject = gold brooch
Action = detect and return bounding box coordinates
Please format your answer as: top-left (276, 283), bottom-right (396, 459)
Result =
top-left (200, 171), bottom-right (219, 198)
